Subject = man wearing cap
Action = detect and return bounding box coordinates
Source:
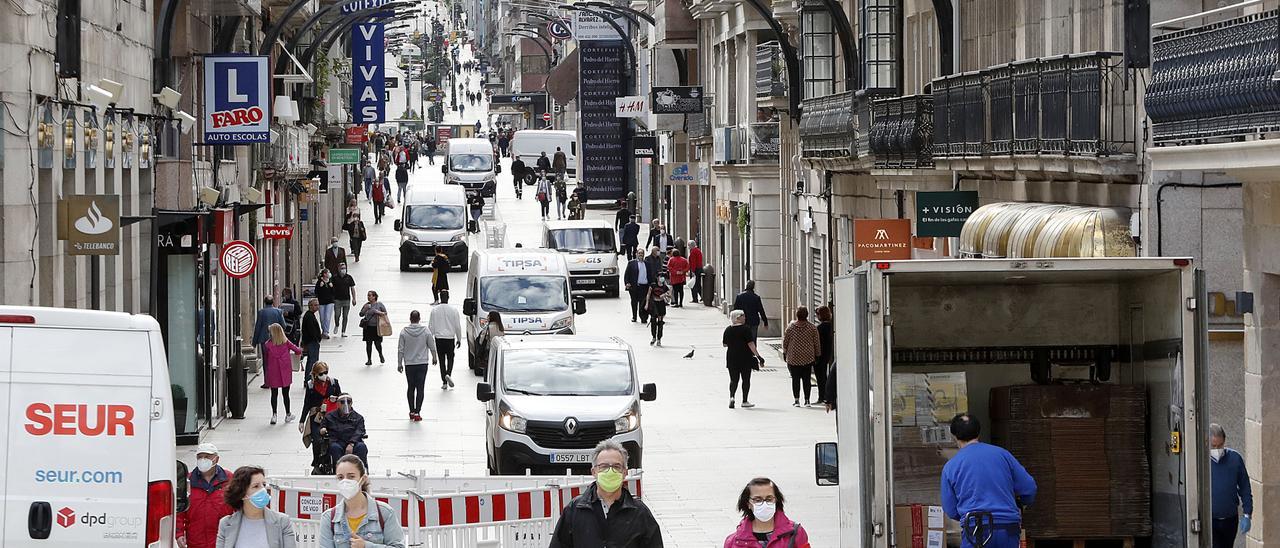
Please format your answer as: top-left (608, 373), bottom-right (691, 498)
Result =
top-left (176, 443), bottom-right (233, 548)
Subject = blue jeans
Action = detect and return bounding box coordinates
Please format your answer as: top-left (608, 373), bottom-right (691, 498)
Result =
top-left (329, 441), bottom-right (368, 469)
top-left (961, 524), bottom-right (1021, 548)
top-left (364, 178), bottom-right (373, 199)
top-left (319, 303), bottom-right (334, 335)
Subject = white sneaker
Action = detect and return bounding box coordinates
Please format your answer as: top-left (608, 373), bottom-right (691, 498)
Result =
top-left (742, 401), bottom-right (756, 408)
top-left (446, 375), bottom-right (455, 388)
top-left (285, 413), bottom-right (296, 423)
top-left (656, 340), bottom-right (662, 347)
top-left (270, 414), bottom-right (278, 425)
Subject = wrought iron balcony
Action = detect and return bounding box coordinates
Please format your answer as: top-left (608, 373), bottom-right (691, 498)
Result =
top-left (799, 91), bottom-right (857, 159)
top-left (868, 94), bottom-right (933, 169)
top-left (1147, 9), bottom-right (1280, 143)
top-left (687, 111), bottom-right (711, 139)
top-left (932, 51), bottom-right (1135, 159)
top-left (756, 42), bottom-right (786, 99)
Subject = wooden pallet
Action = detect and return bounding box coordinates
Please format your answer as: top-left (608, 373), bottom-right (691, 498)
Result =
top-left (1027, 538), bottom-right (1135, 548)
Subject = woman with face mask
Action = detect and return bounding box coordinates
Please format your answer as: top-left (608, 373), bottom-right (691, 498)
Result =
top-left (215, 466), bottom-right (295, 548)
top-left (645, 274), bottom-right (671, 347)
top-left (723, 477), bottom-right (810, 548)
top-left (300, 362), bottom-right (343, 474)
top-left (319, 455), bottom-right (405, 548)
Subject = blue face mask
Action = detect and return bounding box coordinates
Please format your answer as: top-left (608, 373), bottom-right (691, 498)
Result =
top-left (248, 488), bottom-right (271, 509)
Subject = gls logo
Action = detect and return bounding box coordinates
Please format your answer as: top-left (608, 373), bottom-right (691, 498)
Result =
top-left (56, 507), bottom-right (143, 529)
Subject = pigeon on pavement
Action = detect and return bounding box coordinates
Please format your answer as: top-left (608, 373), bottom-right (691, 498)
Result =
top-left (682, 348), bottom-right (695, 359)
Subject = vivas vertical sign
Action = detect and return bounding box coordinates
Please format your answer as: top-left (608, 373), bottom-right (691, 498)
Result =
top-left (351, 23), bottom-right (385, 123)
top-left (577, 41), bottom-right (626, 200)
top-left (203, 55), bottom-right (269, 144)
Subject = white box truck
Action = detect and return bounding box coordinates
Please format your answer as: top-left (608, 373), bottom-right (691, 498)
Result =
top-left (816, 258), bottom-right (1209, 547)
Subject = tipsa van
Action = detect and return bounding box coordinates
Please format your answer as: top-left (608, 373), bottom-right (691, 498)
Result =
top-left (0, 306), bottom-right (180, 547)
top-left (394, 184), bottom-right (470, 272)
top-left (543, 219), bottom-right (620, 297)
top-left (463, 249), bottom-right (586, 374)
top-left (441, 138), bottom-right (499, 197)
top-left (476, 335), bottom-right (656, 475)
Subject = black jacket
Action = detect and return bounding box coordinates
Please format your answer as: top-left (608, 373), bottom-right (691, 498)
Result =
top-left (301, 311), bottom-right (323, 345)
top-left (644, 255), bottom-right (665, 280)
top-left (623, 259), bottom-right (651, 287)
top-left (615, 209), bottom-right (633, 231)
top-left (817, 320), bottom-right (834, 367)
top-left (732, 290), bottom-right (768, 327)
top-left (621, 223), bottom-right (641, 246)
top-left (549, 484), bottom-right (663, 548)
top-left (323, 409), bottom-right (367, 446)
top-left (300, 377), bottom-right (343, 421)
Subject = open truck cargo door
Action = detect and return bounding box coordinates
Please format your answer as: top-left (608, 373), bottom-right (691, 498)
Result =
top-left (832, 272), bottom-right (877, 545)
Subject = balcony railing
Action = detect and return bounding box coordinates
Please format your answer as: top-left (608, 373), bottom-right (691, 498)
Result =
top-left (799, 91), bottom-right (857, 158)
top-left (932, 51), bottom-right (1134, 159)
top-left (687, 111), bottom-right (711, 139)
top-left (869, 94), bottom-right (933, 169)
top-left (756, 42), bottom-right (786, 98)
top-left (1147, 9), bottom-right (1280, 143)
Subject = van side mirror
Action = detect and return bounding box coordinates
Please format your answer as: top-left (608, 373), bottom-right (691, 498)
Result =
top-left (476, 382), bottom-right (495, 402)
top-left (573, 296), bottom-right (586, 315)
top-left (394, 219), bottom-right (403, 231)
top-left (175, 460), bottom-right (191, 513)
top-left (463, 298), bottom-right (477, 316)
top-left (640, 383), bottom-right (657, 402)
top-left (815, 442), bottom-right (839, 486)
top-left (441, 165), bottom-right (448, 174)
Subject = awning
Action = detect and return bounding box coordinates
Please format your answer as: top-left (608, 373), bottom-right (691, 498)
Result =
top-left (958, 202), bottom-right (1136, 258)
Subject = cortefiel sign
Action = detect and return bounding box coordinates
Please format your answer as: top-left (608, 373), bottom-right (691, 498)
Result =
top-left (341, 0), bottom-right (391, 14)
top-left (351, 23), bottom-right (385, 123)
top-left (854, 219), bottom-right (913, 260)
top-left (203, 55), bottom-right (269, 144)
top-left (916, 191), bottom-right (979, 237)
top-left (651, 86), bottom-right (704, 114)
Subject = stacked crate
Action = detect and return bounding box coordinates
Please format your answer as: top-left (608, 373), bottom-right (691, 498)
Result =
top-left (990, 384), bottom-right (1151, 538)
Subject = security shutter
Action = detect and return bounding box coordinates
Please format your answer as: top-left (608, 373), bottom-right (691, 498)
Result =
top-left (811, 246), bottom-right (825, 311)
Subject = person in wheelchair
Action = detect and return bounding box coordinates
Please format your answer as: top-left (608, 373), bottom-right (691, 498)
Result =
top-left (300, 362), bottom-right (343, 474)
top-left (322, 393), bottom-right (369, 470)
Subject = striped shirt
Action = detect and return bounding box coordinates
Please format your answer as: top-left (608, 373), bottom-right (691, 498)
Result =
top-left (783, 320), bottom-right (821, 366)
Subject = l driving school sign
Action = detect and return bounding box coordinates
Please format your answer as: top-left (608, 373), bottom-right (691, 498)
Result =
top-left (203, 55), bottom-right (270, 144)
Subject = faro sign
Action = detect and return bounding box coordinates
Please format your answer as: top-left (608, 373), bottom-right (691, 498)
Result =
top-left (203, 55), bottom-right (270, 144)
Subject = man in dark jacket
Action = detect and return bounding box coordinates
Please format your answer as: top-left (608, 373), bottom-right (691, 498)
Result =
top-left (323, 237), bottom-right (347, 278)
top-left (176, 443), bottom-right (233, 548)
top-left (732, 280), bottom-right (769, 338)
top-left (549, 440), bottom-right (663, 548)
top-left (623, 249), bottom-right (652, 324)
top-left (643, 246), bottom-right (665, 280)
top-left (252, 296), bottom-right (285, 358)
top-left (301, 299), bottom-right (323, 371)
top-left (323, 394), bottom-right (369, 468)
top-left (536, 151), bottom-right (552, 173)
top-left (620, 215), bottom-right (640, 258)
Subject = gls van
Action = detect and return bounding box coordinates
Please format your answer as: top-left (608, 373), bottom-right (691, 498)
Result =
top-left (476, 336), bottom-right (656, 475)
top-left (543, 220), bottom-right (620, 297)
top-left (441, 138), bottom-right (499, 197)
top-left (0, 306), bottom-right (180, 548)
top-left (394, 184), bottom-right (471, 272)
top-left (462, 249), bottom-right (587, 374)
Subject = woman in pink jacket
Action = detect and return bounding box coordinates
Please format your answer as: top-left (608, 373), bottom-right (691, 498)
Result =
top-left (263, 323), bottom-right (304, 425)
top-left (724, 477), bottom-right (810, 548)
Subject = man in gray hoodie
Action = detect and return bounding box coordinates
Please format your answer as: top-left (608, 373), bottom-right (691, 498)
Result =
top-left (397, 310), bottom-right (438, 421)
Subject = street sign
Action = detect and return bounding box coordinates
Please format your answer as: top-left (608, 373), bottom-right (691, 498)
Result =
top-left (220, 240), bottom-right (258, 278)
top-left (651, 86), bottom-right (704, 114)
top-left (916, 191), bottom-right (979, 237)
top-left (58, 194), bottom-right (121, 256)
top-left (548, 19), bottom-right (573, 40)
top-left (203, 55), bottom-right (270, 144)
top-left (615, 95), bottom-right (648, 118)
top-left (351, 23), bottom-right (386, 123)
top-left (345, 125), bottom-right (368, 145)
top-left (542, 112), bottom-right (552, 122)
top-left (329, 148), bottom-right (360, 165)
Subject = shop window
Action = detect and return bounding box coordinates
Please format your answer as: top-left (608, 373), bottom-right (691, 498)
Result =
top-left (802, 6), bottom-right (835, 98)
top-left (861, 0), bottom-right (901, 94)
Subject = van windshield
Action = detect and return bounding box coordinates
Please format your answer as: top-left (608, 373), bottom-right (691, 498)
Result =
top-left (449, 154), bottom-right (493, 172)
top-left (502, 348), bottom-right (633, 396)
top-left (549, 228), bottom-right (616, 253)
top-left (405, 205), bottom-right (465, 230)
top-left (480, 276), bottom-right (569, 312)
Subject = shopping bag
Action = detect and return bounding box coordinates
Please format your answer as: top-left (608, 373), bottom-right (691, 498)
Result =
top-left (377, 315), bottom-right (393, 337)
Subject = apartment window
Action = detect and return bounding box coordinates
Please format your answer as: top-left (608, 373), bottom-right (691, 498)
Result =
top-left (861, 0), bottom-right (901, 93)
top-left (802, 6), bottom-right (835, 98)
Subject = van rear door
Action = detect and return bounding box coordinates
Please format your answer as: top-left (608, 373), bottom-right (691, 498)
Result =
top-left (0, 327), bottom-right (12, 539)
top-left (4, 327), bottom-right (155, 547)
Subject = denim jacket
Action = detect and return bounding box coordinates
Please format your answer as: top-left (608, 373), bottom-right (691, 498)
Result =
top-left (318, 498), bottom-right (405, 548)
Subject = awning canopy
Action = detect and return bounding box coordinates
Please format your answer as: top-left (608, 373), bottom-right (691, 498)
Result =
top-left (958, 202), bottom-right (1136, 258)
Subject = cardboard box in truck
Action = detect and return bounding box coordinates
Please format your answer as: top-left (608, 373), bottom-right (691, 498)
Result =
top-left (815, 258), bottom-right (1210, 547)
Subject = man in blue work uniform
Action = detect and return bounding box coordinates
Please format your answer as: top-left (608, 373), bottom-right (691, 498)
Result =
top-left (1209, 423), bottom-right (1253, 548)
top-left (941, 413), bottom-right (1037, 548)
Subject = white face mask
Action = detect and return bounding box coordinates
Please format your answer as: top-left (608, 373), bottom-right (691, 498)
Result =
top-left (337, 478), bottom-right (361, 500)
top-left (1210, 448), bottom-right (1225, 461)
top-left (196, 458), bottom-right (214, 473)
top-left (318, 374), bottom-right (329, 383)
top-left (752, 501), bottom-right (776, 522)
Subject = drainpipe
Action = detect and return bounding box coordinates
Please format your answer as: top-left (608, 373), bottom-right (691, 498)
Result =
top-left (825, 171), bottom-right (835, 304)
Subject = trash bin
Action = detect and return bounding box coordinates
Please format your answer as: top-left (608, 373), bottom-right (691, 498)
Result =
top-left (228, 341), bottom-right (248, 420)
top-left (701, 264), bottom-right (716, 306)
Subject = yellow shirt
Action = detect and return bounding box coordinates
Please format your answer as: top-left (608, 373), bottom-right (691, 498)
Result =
top-left (347, 514), bottom-right (365, 536)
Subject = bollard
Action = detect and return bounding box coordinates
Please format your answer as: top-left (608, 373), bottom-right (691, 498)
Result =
top-left (228, 343), bottom-right (248, 419)
top-left (701, 264), bottom-right (716, 306)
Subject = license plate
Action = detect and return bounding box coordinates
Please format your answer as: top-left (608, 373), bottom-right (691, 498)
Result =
top-left (549, 453), bottom-right (592, 464)
top-left (574, 278), bottom-right (596, 285)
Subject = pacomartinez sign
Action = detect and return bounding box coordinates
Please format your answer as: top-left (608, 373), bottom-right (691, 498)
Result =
top-left (854, 219), bottom-right (912, 260)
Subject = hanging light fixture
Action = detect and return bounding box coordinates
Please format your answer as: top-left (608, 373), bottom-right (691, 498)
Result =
top-left (104, 111), bottom-right (116, 168)
top-left (122, 114), bottom-right (135, 168)
top-left (63, 106), bottom-right (77, 168)
top-left (84, 110), bottom-right (99, 168)
top-left (36, 102), bottom-right (54, 169)
top-left (138, 121), bottom-right (152, 168)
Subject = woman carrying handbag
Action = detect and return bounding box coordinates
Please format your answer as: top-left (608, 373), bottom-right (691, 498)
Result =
top-left (359, 291), bottom-right (388, 365)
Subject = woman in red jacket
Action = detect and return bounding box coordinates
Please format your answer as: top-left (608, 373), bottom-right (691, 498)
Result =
top-left (688, 240), bottom-right (704, 304)
top-left (176, 443), bottom-right (234, 548)
top-left (724, 477), bottom-right (810, 548)
top-left (666, 249), bottom-right (690, 308)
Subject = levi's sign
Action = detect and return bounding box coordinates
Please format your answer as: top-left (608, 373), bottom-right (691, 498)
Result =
top-left (916, 191), bottom-right (978, 237)
top-left (203, 55), bottom-right (269, 144)
top-left (351, 23), bottom-right (386, 123)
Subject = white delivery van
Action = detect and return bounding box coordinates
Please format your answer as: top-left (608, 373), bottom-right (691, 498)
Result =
top-left (510, 130), bottom-right (576, 179)
top-left (394, 184), bottom-right (470, 272)
top-left (0, 306), bottom-right (179, 548)
top-left (462, 249), bottom-right (587, 374)
top-left (543, 220), bottom-right (620, 297)
top-left (441, 138), bottom-right (499, 197)
top-left (476, 335), bottom-right (656, 475)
